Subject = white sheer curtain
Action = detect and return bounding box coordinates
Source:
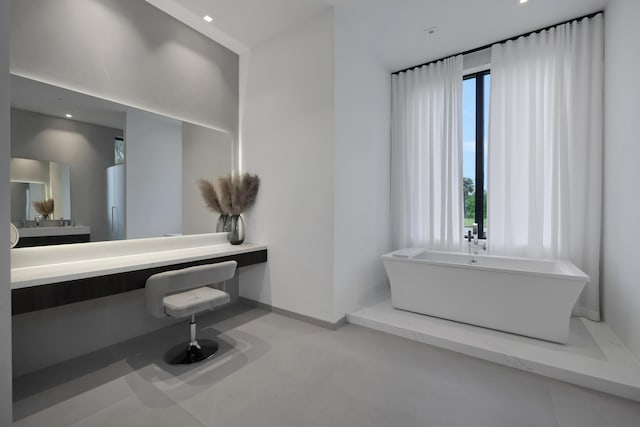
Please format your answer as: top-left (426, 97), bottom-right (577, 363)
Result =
top-left (488, 15), bottom-right (604, 320)
top-left (391, 56), bottom-right (464, 251)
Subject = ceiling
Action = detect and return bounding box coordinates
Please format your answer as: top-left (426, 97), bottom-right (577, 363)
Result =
top-left (161, 0), bottom-right (332, 48)
top-left (149, 0), bottom-right (608, 71)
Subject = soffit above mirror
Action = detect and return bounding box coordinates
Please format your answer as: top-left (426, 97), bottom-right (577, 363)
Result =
top-left (10, 74), bottom-right (184, 130)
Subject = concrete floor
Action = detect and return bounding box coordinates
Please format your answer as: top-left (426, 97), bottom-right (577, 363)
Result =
top-left (13, 304), bottom-right (640, 427)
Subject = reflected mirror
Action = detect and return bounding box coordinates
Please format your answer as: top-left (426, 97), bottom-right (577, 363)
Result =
top-left (10, 158), bottom-right (71, 222)
top-left (10, 74), bottom-right (234, 245)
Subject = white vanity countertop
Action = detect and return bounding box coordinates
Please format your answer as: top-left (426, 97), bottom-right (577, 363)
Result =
top-left (11, 233), bottom-right (266, 290)
top-left (17, 225), bottom-right (91, 238)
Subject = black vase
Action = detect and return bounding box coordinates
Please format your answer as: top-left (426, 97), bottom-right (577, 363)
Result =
top-left (228, 215), bottom-right (245, 245)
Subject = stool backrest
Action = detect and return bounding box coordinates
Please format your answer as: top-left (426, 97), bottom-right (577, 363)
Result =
top-left (145, 261), bottom-right (237, 318)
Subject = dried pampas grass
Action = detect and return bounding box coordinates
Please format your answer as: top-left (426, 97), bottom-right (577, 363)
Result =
top-left (217, 175), bottom-right (233, 215)
top-left (33, 198), bottom-right (55, 217)
top-left (198, 173), bottom-right (260, 215)
top-left (198, 179), bottom-right (222, 214)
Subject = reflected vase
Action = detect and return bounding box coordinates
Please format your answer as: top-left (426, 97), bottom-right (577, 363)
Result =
top-left (216, 214), bottom-right (231, 233)
top-left (228, 215), bottom-right (245, 245)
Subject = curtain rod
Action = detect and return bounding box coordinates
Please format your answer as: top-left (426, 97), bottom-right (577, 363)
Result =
top-left (392, 10), bottom-right (604, 75)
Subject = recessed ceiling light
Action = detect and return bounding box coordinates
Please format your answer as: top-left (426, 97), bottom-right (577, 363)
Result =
top-left (520, 0), bottom-right (529, 4)
top-left (424, 26), bottom-right (437, 36)
top-left (65, 113), bottom-right (72, 118)
top-left (203, 15), bottom-right (213, 23)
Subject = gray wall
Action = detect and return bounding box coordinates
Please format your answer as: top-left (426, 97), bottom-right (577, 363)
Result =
top-left (182, 123), bottom-right (233, 235)
top-left (11, 108), bottom-right (122, 242)
top-left (10, 0), bottom-right (239, 134)
top-left (0, 0), bottom-right (11, 422)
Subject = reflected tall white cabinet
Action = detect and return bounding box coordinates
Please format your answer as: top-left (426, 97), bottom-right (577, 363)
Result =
top-left (107, 164), bottom-right (125, 240)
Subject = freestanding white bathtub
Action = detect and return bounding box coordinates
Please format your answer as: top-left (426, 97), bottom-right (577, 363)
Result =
top-left (382, 248), bottom-right (589, 343)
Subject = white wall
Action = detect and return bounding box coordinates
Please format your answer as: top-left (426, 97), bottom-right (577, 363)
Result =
top-left (333, 11), bottom-right (392, 318)
top-left (0, 0), bottom-right (11, 420)
top-left (602, 0), bottom-right (640, 359)
top-left (240, 10), bottom-right (337, 322)
top-left (10, 0), bottom-right (238, 133)
top-left (240, 8), bottom-right (393, 323)
top-left (126, 111), bottom-right (182, 239)
top-left (182, 123), bottom-right (233, 235)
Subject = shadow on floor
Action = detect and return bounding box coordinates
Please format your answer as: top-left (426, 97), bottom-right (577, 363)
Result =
top-left (13, 303), bottom-right (270, 421)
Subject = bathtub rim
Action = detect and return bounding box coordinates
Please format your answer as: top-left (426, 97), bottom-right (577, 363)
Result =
top-left (382, 249), bottom-right (590, 284)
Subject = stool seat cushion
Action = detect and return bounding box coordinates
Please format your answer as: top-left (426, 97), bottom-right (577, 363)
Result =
top-left (145, 261), bottom-right (237, 319)
top-left (163, 286), bottom-right (230, 318)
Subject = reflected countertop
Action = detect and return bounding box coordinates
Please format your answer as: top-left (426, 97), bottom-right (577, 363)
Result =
top-left (16, 225), bottom-right (91, 238)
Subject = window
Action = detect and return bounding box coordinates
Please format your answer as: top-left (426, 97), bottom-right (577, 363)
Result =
top-left (462, 71), bottom-right (490, 238)
top-left (114, 137), bottom-right (125, 165)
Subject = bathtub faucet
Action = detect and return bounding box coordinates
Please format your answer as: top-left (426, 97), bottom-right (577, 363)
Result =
top-left (466, 229), bottom-right (486, 255)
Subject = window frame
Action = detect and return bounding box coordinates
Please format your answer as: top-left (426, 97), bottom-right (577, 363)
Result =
top-left (463, 70), bottom-right (490, 239)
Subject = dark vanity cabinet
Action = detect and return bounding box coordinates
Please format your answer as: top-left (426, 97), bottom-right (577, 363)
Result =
top-left (14, 233), bottom-right (91, 248)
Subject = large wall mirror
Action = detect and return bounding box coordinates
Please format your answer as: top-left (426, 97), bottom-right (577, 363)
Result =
top-left (10, 74), bottom-right (234, 244)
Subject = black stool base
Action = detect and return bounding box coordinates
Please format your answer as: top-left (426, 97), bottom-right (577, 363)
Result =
top-left (165, 339), bottom-right (219, 365)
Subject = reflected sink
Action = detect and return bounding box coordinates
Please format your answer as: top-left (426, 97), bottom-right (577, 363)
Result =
top-left (21, 219), bottom-right (72, 228)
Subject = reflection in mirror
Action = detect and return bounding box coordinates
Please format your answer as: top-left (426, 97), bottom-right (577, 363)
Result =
top-left (10, 158), bottom-right (71, 222)
top-left (10, 74), bottom-right (234, 245)
top-left (10, 182), bottom-right (43, 221)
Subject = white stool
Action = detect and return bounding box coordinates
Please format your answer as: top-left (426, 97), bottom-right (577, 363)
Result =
top-left (145, 261), bottom-right (237, 364)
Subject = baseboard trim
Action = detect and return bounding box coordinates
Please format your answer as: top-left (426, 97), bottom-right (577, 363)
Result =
top-left (239, 297), bottom-right (346, 330)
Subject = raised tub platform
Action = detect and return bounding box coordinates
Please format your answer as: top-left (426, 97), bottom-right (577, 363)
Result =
top-left (349, 295), bottom-right (640, 402)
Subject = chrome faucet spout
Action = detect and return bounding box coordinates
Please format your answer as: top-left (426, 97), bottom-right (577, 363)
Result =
top-left (467, 239), bottom-right (487, 255)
